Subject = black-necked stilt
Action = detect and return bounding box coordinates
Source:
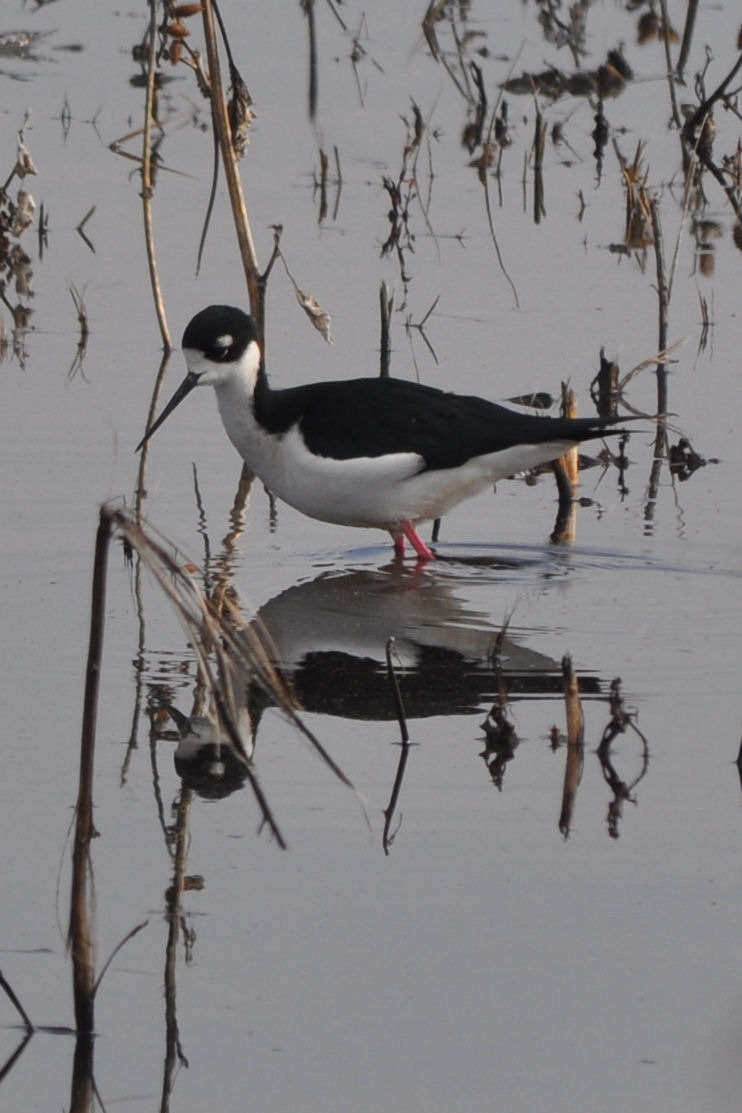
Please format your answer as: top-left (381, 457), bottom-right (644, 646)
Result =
top-left (138, 304), bottom-right (630, 560)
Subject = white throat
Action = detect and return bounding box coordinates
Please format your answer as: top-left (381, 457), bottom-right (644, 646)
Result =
top-left (184, 339), bottom-right (262, 391)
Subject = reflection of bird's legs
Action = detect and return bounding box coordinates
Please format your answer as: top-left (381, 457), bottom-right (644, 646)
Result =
top-left (391, 530), bottom-right (406, 561)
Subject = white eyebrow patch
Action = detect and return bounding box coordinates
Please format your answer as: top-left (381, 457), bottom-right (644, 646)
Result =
top-left (215, 333), bottom-right (234, 348)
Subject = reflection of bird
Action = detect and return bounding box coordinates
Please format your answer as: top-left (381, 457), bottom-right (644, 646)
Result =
top-left (138, 305), bottom-right (630, 560)
top-left (248, 567), bottom-right (600, 722)
top-left (148, 692), bottom-right (250, 800)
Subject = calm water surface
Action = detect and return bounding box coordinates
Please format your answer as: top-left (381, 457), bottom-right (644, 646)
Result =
top-left (1, 2), bottom-right (742, 1111)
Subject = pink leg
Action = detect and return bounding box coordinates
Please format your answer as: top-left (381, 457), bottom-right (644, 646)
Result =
top-left (392, 531), bottom-right (406, 560)
top-left (401, 519), bottom-right (435, 562)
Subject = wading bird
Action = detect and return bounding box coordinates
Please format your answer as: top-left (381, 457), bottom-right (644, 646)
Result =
top-left (138, 305), bottom-right (629, 560)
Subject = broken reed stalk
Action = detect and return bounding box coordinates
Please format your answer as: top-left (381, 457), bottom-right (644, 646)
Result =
top-left (142, 0), bottom-right (171, 349)
top-left (647, 196), bottom-right (669, 517)
top-left (201, 0), bottom-right (261, 317)
top-left (550, 384), bottom-right (578, 544)
top-left (657, 0), bottom-right (681, 128)
top-left (303, 0), bottom-right (318, 119)
top-left (532, 107), bottom-right (546, 224)
top-left (675, 0), bottom-right (698, 82)
top-left (69, 506), bottom-right (113, 1035)
top-left (558, 654), bottom-right (584, 837)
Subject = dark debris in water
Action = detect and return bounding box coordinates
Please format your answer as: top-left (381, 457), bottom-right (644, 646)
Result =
top-left (668, 438), bottom-right (718, 482)
top-left (501, 48), bottom-right (633, 101)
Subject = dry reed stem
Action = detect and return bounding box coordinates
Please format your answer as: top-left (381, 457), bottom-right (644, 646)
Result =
top-left (135, 350), bottom-right (172, 519)
top-left (201, 0), bottom-right (261, 316)
top-left (657, 0), bottom-right (681, 128)
top-left (69, 507), bottom-right (112, 1035)
top-left (142, 0), bottom-right (171, 349)
top-left (480, 92), bottom-right (520, 309)
top-left (675, 0), bottom-right (698, 82)
top-left (550, 385), bottom-right (578, 544)
top-left (379, 280), bottom-right (393, 377)
top-left (643, 199), bottom-right (671, 523)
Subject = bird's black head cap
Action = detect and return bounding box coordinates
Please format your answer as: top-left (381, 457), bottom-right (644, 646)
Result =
top-left (182, 304), bottom-right (259, 363)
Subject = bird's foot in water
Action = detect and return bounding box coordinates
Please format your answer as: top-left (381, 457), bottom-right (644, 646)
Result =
top-left (392, 520), bottom-right (436, 562)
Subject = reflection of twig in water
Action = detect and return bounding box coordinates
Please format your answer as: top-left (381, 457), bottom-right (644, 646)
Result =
top-left (161, 787), bottom-right (193, 1096)
top-left (681, 52), bottom-right (742, 223)
top-left (0, 970), bottom-right (34, 1034)
top-left (558, 654), bottom-right (584, 838)
top-left (480, 611), bottom-right (519, 790)
top-left (382, 638), bottom-right (413, 855)
top-left (0, 1026), bottom-right (33, 1084)
top-left (596, 678), bottom-right (649, 840)
top-left (314, 145), bottom-right (343, 224)
top-left (405, 295), bottom-right (440, 373)
top-left (478, 87), bottom-right (520, 309)
top-left (66, 282), bottom-right (89, 382)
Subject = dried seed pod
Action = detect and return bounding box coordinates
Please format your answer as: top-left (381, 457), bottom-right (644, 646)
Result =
top-left (164, 21), bottom-right (189, 39)
top-left (296, 290), bottom-right (332, 344)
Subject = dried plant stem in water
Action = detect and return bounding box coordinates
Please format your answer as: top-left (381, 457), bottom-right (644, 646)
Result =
top-left (142, 0), bottom-right (170, 349)
top-left (69, 507), bottom-right (111, 1035)
top-left (379, 280), bottom-right (393, 377)
top-left (558, 654), bottom-right (584, 837)
top-left (201, 0), bottom-right (261, 314)
top-left (550, 385), bottom-right (578, 544)
top-left (644, 198), bottom-right (671, 523)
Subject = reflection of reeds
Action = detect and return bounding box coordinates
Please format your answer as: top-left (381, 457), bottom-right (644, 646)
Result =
top-left (623, 143), bottom-right (653, 250)
top-left (69, 508), bottom-right (109, 1036)
top-left (597, 679), bottom-right (649, 839)
top-left (558, 654), bottom-right (584, 838)
top-left (69, 505), bottom-right (360, 1033)
top-left (382, 639), bottom-right (412, 854)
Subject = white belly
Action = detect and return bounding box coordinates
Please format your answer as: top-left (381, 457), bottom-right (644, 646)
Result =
top-left (223, 416), bottom-right (574, 529)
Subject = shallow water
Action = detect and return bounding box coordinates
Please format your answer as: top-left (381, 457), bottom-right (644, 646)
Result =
top-left (2, 2), bottom-right (742, 1111)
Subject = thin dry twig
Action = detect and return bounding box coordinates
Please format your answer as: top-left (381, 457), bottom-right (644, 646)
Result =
top-left (0, 971), bottom-right (34, 1033)
top-left (142, 0), bottom-right (171, 349)
top-left (201, 0), bottom-right (261, 314)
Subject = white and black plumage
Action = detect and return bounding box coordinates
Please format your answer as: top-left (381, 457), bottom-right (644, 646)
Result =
top-left (138, 304), bottom-right (629, 560)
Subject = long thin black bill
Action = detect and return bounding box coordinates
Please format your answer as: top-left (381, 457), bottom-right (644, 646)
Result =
top-left (136, 371), bottom-right (201, 452)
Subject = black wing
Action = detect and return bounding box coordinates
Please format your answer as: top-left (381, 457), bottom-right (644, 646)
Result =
top-left (259, 376), bottom-right (617, 470)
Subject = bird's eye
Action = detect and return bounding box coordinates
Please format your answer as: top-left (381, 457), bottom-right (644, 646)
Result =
top-left (214, 333), bottom-right (234, 360)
